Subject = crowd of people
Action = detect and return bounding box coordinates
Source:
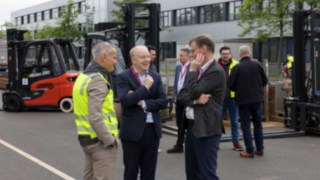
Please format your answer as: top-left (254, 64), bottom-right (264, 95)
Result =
top-left (72, 34), bottom-right (268, 180)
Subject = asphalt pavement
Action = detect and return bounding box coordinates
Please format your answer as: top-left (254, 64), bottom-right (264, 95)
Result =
top-left (0, 110), bottom-right (320, 180)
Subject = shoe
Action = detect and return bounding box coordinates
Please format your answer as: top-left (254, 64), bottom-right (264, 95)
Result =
top-left (158, 148), bottom-right (162, 153)
top-left (167, 146), bottom-right (183, 153)
top-left (233, 142), bottom-right (243, 151)
top-left (240, 151), bottom-right (254, 158)
top-left (254, 149), bottom-right (264, 156)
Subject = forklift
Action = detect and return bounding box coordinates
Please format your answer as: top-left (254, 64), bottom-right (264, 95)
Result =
top-left (2, 29), bottom-right (80, 113)
top-left (284, 10), bottom-right (320, 134)
top-left (83, 3), bottom-right (172, 122)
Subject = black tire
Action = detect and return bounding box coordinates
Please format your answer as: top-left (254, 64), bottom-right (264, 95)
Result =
top-left (5, 94), bottom-right (22, 112)
top-left (59, 98), bottom-right (73, 113)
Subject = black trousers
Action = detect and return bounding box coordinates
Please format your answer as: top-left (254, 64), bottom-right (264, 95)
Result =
top-left (122, 126), bottom-right (160, 180)
top-left (175, 101), bottom-right (187, 147)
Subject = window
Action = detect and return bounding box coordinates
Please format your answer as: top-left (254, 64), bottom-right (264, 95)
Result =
top-left (16, 17), bottom-right (20, 25)
top-left (176, 7), bottom-right (196, 26)
top-left (200, 4), bottom-right (224, 23)
top-left (52, 8), bottom-right (58, 18)
top-left (229, 1), bottom-right (242, 20)
top-left (21, 16), bottom-right (24, 25)
top-left (27, 15), bottom-right (30, 24)
top-left (45, 10), bottom-right (49, 20)
top-left (37, 12), bottom-right (41, 22)
top-left (42, 11), bottom-right (45, 21)
top-left (160, 11), bottom-right (172, 27)
top-left (81, 1), bottom-right (86, 13)
top-left (30, 14), bottom-right (34, 23)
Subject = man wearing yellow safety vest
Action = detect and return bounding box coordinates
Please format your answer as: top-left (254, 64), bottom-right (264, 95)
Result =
top-left (218, 46), bottom-right (243, 151)
top-left (73, 42), bottom-right (119, 180)
top-left (283, 54), bottom-right (294, 77)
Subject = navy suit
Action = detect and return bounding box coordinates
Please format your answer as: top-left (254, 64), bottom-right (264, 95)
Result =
top-left (117, 68), bottom-right (168, 180)
top-left (173, 63), bottom-right (190, 148)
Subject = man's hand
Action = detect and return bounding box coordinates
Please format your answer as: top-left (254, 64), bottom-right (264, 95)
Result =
top-left (144, 75), bottom-right (154, 89)
top-left (195, 94), bottom-right (211, 105)
top-left (190, 53), bottom-right (204, 72)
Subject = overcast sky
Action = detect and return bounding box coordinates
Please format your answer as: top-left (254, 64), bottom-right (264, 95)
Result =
top-left (0, 0), bottom-right (51, 26)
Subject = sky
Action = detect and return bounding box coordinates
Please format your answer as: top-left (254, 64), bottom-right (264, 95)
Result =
top-left (0, 0), bottom-right (51, 26)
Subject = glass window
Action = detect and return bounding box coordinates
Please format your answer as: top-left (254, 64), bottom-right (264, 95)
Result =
top-left (21, 16), bottom-right (24, 25)
top-left (37, 12), bottom-right (41, 22)
top-left (81, 1), bottom-right (86, 13)
top-left (45, 10), bottom-right (50, 20)
top-left (212, 4), bottom-right (224, 22)
top-left (30, 14), bottom-right (34, 23)
top-left (186, 8), bottom-right (197, 24)
top-left (200, 5), bottom-right (212, 23)
top-left (229, 1), bottom-right (242, 21)
top-left (161, 11), bottom-right (172, 27)
top-left (53, 8), bottom-right (58, 18)
top-left (16, 17), bottom-right (20, 25)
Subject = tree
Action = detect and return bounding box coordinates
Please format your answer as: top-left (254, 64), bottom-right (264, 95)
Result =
top-left (54, 0), bottom-right (82, 39)
top-left (238, 0), bottom-right (294, 75)
top-left (111, 0), bottom-right (147, 22)
top-left (33, 0), bottom-right (82, 39)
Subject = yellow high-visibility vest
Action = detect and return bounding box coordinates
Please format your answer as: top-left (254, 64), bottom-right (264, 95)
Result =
top-left (73, 73), bottom-right (118, 139)
top-left (229, 58), bottom-right (238, 98)
top-left (287, 55), bottom-right (294, 69)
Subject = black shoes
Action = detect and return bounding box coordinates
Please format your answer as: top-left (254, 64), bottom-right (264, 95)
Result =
top-left (167, 146), bottom-right (183, 153)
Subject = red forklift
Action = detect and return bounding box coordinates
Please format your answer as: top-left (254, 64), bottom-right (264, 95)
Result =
top-left (2, 29), bottom-right (80, 112)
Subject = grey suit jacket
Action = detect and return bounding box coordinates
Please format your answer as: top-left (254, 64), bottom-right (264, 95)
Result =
top-left (180, 61), bottom-right (226, 138)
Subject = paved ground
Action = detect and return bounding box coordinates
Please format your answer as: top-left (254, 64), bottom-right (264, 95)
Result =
top-left (0, 110), bottom-right (319, 180)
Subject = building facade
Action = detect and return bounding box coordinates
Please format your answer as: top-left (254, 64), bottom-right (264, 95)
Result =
top-left (11, 0), bottom-right (304, 69)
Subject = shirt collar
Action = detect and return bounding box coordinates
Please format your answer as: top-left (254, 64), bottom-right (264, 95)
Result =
top-left (200, 58), bottom-right (214, 72)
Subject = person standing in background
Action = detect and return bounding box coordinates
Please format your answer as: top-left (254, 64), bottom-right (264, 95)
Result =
top-left (217, 46), bottom-right (243, 151)
top-left (167, 48), bottom-right (191, 153)
top-left (148, 45), bottom-right (158, 72)
top-left (73, 42), bottom-right (119, 180)
top-left (229, 45), bottom-right (268, 158)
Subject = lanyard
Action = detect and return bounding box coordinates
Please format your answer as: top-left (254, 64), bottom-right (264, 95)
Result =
top-left (180, 63), bottom-right (190, 80)
top-left (130, 66), bottom-right (149, 87)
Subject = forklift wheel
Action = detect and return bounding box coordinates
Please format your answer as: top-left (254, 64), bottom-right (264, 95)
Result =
top-left (59, 98), bottom-right (73, 113)
top-left (5, 94), bottom-right (22, 112)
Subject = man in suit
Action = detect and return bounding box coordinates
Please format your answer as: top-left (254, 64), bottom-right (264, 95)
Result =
top-left (167, 48), bottom-right (191, 153)
top-left (229, 45), bottom-right (268, 158)
top-left (180, 35), bottom-right (226, 180)
top-left (117, 45), bottom-right (168, 180)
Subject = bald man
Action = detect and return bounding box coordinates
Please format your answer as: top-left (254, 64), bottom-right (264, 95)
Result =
top-left (229, 45), bottom-right (268, 158)
top-left (117, 45), bottom-right (168, 180)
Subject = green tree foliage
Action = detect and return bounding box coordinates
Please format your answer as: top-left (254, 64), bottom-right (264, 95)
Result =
top-left (111, 0), bottom-right (147, 22)
top-left (0, 31), bottom-right (4, 38)
top-left (34, 0), bottom-right (82, 39)
top-left (238, 0), bottom-right (293, 75)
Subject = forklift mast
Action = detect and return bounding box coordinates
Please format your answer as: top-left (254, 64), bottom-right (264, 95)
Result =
top-left (6, 29), bottom-right (27, 91)
top-left (284, 10), bottom-right (320, 134)
top-left (83, 3), bottom-right (160, 71)
top-left (123, 3), bottom-right (160, 70)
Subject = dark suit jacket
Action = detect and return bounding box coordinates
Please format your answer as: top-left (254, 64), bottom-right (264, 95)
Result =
top-left (117, 69), bottom-right (168, 141)
top-left (179, 61), bottom-right (226, 138)
top-left (173, 63), bottom-right (190, 100)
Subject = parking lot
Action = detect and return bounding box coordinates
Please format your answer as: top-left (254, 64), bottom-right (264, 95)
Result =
top-left (0, 109), bottom-right (319, 180)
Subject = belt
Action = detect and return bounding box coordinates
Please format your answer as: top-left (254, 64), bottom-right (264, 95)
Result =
top-left (145, 123), bottom-right (154, 128)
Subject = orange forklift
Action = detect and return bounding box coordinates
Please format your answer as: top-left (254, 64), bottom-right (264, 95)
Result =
top-left (2, 29), bottom-right (80, 112)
